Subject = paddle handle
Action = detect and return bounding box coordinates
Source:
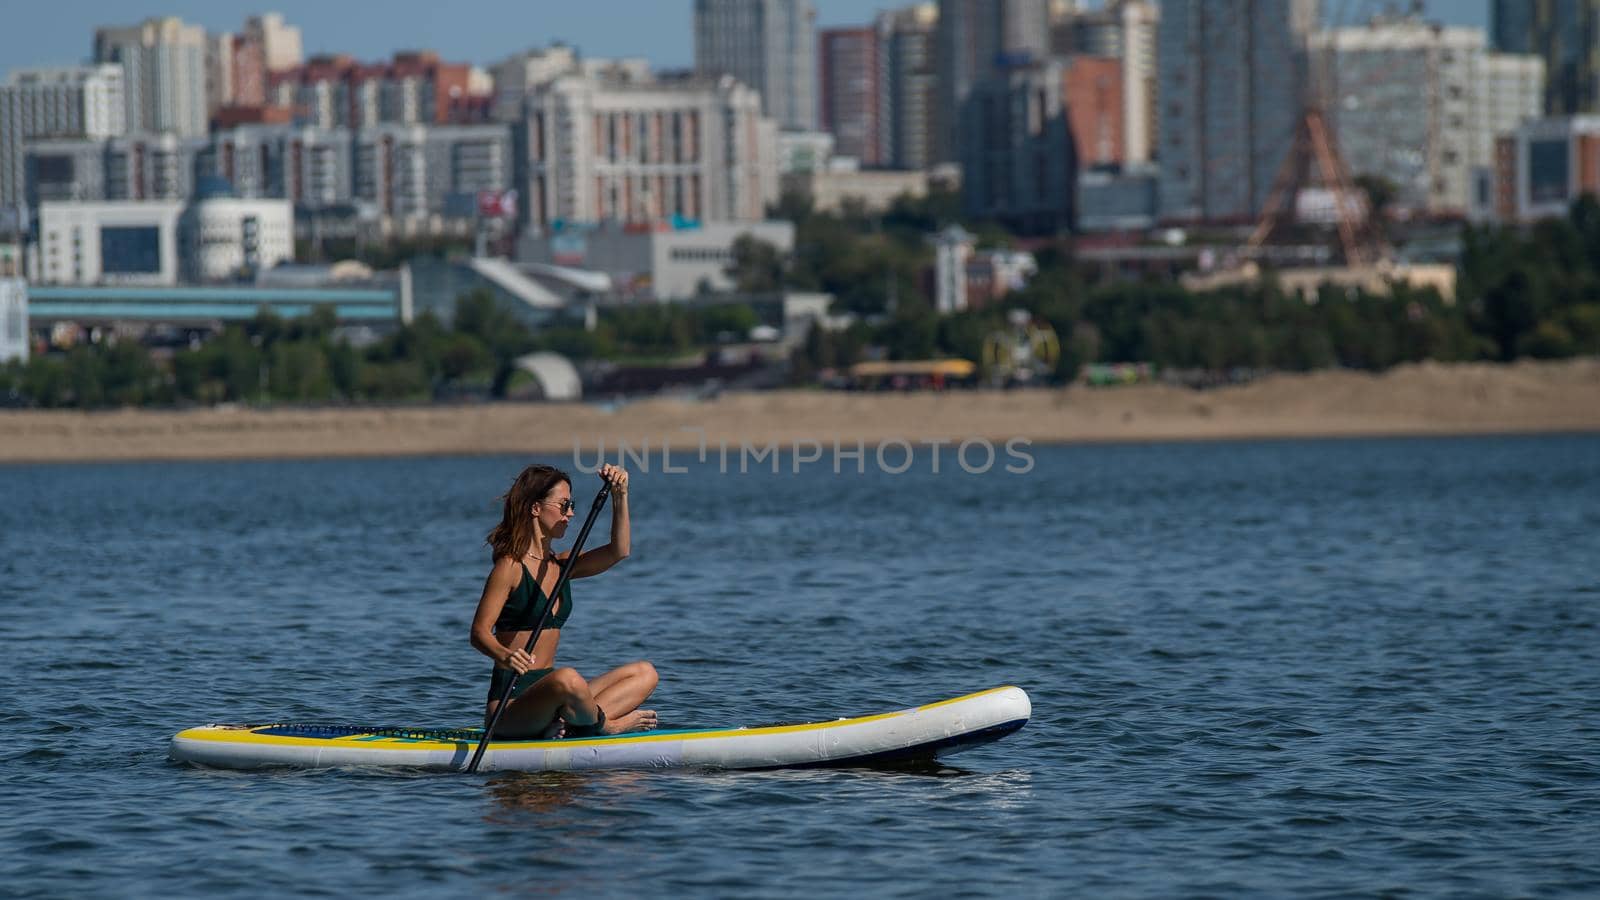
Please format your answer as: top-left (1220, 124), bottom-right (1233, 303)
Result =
top-left (466, 480), bottom-right (612, 773)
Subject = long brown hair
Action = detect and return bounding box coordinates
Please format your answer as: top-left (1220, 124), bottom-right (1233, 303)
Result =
top-left (486, 464), bottom-right (571, 561)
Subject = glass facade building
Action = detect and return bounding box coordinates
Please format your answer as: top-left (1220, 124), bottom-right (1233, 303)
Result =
top-left (1491, 0), bottom-right (1600, 115)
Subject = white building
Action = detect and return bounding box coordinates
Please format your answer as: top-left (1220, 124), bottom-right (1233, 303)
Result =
top-left (25, 133), bottom-right (208, 205)
top-left (29, 123), bottom-right (513, 238)
top-left (205, 33), bottom-right (235, 115)
top-left (492, 46), bottom-right (580, 120)
top-left (782, 168), bottom-right (931, 213)
top-left (205, 125), bottom-right (356, 207)
top-left (522, 73), bottom-right (779, 229)
top-left (489, 45), bottom-right (654, 121)
top-left (1312, 19), bottom-right (1545, 218)
top-left (695, 0), bottom-right (818, 131)
top-left (0, 65), bottom-right (126, 208)
top-left (776, 130), bottom-right (836, 174)
top-left (181, 198), bottom-right (294, 282)
top-left (519, 220), bottom-right (795, 301)
top-left (1118, 1), bottom-right (1159, 165)
top-left (354, 124), bottom-right (513, 220)
top-left (94, 17), bottom-right (210, 138)
top-left (933, 225), bottom-right (973, 314)
top-left (0, 242), bottom-right (21, 277)
top-left (37, 198), bottom-right (293, 286)
top-left (246, 13), bottom-right (304, 73)
top-left (38, 200), bottom-right (185, 285)
top-left (0, 279), bottom-right (27, 363)
top-left (1502, 115), bottom-right (1600, 222)
top-left (1478, 56), bottom-right (1542, 216)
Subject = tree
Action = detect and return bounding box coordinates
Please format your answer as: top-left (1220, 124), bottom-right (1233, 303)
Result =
top-left (1354, 174), bottom-right (1398, 223)
top-left (438, 333), bottom-right (494, 381)
top-left (1479, 268), bottom-right (1545, 361)
top-left (725, 235), bottom-right (787, 293)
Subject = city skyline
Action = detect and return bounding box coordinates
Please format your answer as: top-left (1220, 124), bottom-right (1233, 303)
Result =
top-left (3, 0), bottom-right (1490, 79)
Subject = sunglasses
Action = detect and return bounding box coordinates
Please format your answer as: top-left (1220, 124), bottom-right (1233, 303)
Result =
top-left (543, 498), bottom-right (576, 514)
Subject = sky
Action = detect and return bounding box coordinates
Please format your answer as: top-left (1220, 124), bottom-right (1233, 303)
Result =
top-left (0, 0), bottom-right (1490, 77)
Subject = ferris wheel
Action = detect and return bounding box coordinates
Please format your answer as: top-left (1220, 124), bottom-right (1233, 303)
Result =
top-left (982, 310), bottom-right (1061, 385)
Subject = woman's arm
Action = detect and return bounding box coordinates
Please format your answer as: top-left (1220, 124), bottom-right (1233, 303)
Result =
top-left (570, 465), bottom-right (630, 578)
top-left (470, 558), bottom-right (535, 672)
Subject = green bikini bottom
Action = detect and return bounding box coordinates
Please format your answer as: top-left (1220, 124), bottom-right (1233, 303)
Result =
top-left (487, 666), bottom-right (554, 703)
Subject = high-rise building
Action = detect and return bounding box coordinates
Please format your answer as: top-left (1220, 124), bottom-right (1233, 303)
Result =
top-left (1498, 115), bottom-right (1600, 221)
top-left (521, 72), bottom-right (779, 227)
top-left (1050, 4), bottom-right (1121, 56)
top-left (228, 31), bottom-right (270, 109)
top-left (1048, 0), bottom-right (1158, 165)
top-left (201, 124), bottom-right (356, 208)
top-left (0, 279), bottom-right (26, 363)
top-left (24, 136), bottom-right (114, 206)
top-left (960, 59), bottom-right (1077, 233)
top-left (245, 13), bottom-right (304, 74)
top-left (33, 120), bottom-right (510, 224)
top-left (1490, 0), bottom-right (1600, 115)
top-left (1157, 0), bottom-right (1320, 223)
top-left (0, 65), bottom-right (126, 208)
top-left (489, 46), bottom-right (653, 122)
top-left (1312, 20), bottom-right (1544, 217)
top-left (1118, 1), bottom-right (1158, 165)
top-left (1063, 57), bottom-right (1125, 169)
top-left (492, 46), bottom-right (581, 122)
top-left (94, 17), bottom-right (210, 137)
top-left (105, 134), bottom-right (208, 201)
top-left (353, 124), bottom-right (512, 219)
top-left (878, 4), bottom-right (939, 170)
top-left (695, 0), bottom-right (817, 132)
top-left (935, 0), bottom-right (1050, 162)
top-left (819, 28), bottom-right (883, 165)
top-left (268, 51), bottom-right (489, 129)
top-left (23, 133), bottom-right (207, 208)
top-left (206, 33), bottom-right (236, 115)
top-left (205, 13), bottom-right (303, 115)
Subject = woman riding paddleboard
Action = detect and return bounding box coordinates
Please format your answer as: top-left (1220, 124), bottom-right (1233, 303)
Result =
top-left (470, 463), bottom-right (658, 738)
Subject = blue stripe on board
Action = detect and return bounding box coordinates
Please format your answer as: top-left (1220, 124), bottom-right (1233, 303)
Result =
top-left (250, 724), bottom-right (750, 743)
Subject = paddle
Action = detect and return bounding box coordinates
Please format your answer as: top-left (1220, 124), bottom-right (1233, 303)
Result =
top-left (466, 478), bottom-right (613, 773)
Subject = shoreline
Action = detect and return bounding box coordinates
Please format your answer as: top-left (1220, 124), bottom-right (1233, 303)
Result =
top-left (2, 358), bottom-right (1597, 464)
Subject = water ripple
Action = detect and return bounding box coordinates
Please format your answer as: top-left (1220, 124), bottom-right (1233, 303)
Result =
top-left (2, 437), bottom-right (1599, 896)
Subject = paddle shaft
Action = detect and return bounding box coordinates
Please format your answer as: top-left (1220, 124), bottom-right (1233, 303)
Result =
top-left (466, 481), bottom-right (612, 773)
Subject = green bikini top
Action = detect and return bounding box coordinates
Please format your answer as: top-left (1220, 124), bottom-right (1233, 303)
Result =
top-left (494, 560), bottom-right (572, 633)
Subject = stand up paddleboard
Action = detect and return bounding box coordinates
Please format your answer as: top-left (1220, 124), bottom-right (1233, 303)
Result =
top-left (170, 686), bottom-right (1030, 772)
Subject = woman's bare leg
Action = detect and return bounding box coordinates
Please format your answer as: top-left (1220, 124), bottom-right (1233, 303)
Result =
top-left (487, 668), bottom-right (602, 739)
top-left (586, 661), bottom-right (659, 733)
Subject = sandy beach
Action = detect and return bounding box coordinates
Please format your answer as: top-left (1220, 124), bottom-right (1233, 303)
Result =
top-left (2, 358), bottom-right (1597, 464)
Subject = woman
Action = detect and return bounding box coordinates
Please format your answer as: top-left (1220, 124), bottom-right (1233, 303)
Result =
top-left (470, 463), bottom-right (658, 738)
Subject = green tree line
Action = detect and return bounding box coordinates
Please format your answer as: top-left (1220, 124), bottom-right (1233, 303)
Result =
top-left (5, 195), bottom-right (1599, 408)
top-left (783, 194), bottom-right (1600, 378)
top-left (0, 289), bottom-right (775, 408)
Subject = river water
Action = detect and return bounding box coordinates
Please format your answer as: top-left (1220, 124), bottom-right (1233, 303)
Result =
top-left (3, 435), bottom-right (1598, 897)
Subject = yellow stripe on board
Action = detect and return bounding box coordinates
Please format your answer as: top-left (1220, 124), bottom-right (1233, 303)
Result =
top-left (173, 686), bottom-right (1020, 753)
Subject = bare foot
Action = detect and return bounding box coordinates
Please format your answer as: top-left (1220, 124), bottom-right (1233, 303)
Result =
top-left (538, 720), bottom-right (566, 739)
top-left (602, 709), bottom-right (659, 734)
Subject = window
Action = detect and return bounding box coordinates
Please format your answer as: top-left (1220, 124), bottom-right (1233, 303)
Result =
top-left (100, 226), bottom-right (162, 274)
